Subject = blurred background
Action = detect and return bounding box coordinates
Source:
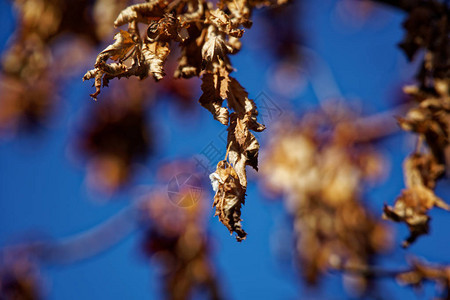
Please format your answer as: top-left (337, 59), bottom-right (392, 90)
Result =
top-left (1, 0), bottom-right (449, 299)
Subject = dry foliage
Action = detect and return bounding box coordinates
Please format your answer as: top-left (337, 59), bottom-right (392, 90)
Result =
top-left (261, 109), bottom-right (392, 293)
top-left (380, 0), bottom-right (450, 247)
top-left (383, 153), bottom-right (449, 247)
top-left (0, 251), bottom-right (41, 300)
top-left (76, 78), bottom-right (153, 194)
top-left (83, 0), bottom-right (285, 239)
top-left (3, 0), bottom-right (450, 299)
top-left (397, 258), bottom-right (450, 300)
top-left (0, 0), bottom-right (100, 134)
top-left (140, 187), bottom-right (223, 300)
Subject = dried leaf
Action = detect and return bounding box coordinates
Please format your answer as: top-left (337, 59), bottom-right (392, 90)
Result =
top-left (97, 30), bottom-right (135, 63)
top-left (209, 9), bottom-right (244, 38)
top-left (114, 1), bottom-right (165, 27)
top-left (201, 25), bottom-right (231, 64)
top-left (391, 0), bottom-right (450, 249)
top-left (227, 113), bottom-right (261, 186)
top-left (142, 41), bottom-right (170, 81)
top-left (210, 160), bottom-right (247, 241)
top-left (383, 154), bottom-right (449, 247)
top-left (260, 111), bottom-right (392, 287)
top-left (198, 73), bottom-right (229, 125)
top-left (140, 181), bottom-right (224, 300)
top-left (203, 71), bottom-right (264, 238)
top-left (81, 0), bottom-right (284, 241)
top-left (175, 26), bottom-right (204, 78)
top-left (397, 258), bottom-right (450, 300)
top-left (398, 96), bottom-right (450, 165)
top-left (83, 63), bottom-right (128, 100)
top-left (227, 77), bottom-right (265, 131)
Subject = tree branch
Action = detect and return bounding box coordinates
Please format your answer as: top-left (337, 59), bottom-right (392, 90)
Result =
top-left (333, 262), bottom-right (411, 278)
top-left (367, 0), bottom-right (420, 12)
top-left (1, 203), bottom-right (141, 265)
top-left (351, 103), bottom-right (412, 142)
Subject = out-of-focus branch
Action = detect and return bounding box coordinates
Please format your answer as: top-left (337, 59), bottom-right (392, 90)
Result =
top-left (2, 203), bottom-right (140, 265)
top-left (42, 205), bottom-right (139, 264)
top-left (367, 0), bottom-right (420, 11)
top-left (336, 258), bottom-right (450, 300)
top-left (351, 103), bottom-right (412, 142)
top-left (333, 262), bottom-right (411, 278)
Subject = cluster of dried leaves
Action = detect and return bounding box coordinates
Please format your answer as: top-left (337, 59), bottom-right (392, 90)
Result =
top-left (1, 1), bottom-right (203, 193)
top-left (76, 78), bottom-right (153, 194)
top-left (261, 109), bottom-right (392, 293)
top-left (260, 2), bottom-right (302, 62)
top-left (383, 152), bottom-right (449, 247)
top-left (84, 0), bottom-right (288, 239)
top-left (380, 0), bottom-right (450, 247)
top-left (0, 0), bottom-right (102, 134)
top-left (5, 0), bottom-right (450, 298)
top-left (0, 250), bottom-right (41, 300)
top-left (397, 258), bottom-right (450, 300)
top-left (140, 187), bottom-right (223, 300)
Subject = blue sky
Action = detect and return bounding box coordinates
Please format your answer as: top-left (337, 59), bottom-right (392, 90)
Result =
top-left (1, 0), bottom-right (449, 299)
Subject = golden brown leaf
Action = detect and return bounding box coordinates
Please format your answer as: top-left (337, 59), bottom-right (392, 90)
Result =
top-left (114, 1), bottom-right (165, 27)
top-left (383, 154), bottom-right (449, 247)
top-left (227, 113), bottom-right (261, 186)
top-left (210, 160), bottom-right (247, 241)
top-left (142, 41), bottom-right (170, 81)
top-left (397, 258), bottom-right (450, 299)
top-left (81, 0), bottom-right (285, 242)
top-left (201, 25), bottom-right (232, 65)
top-left (198, 73), bottom-right (229, 125)
top-left (226, 77), bottom-right (265, 131)
top-left (261, 110), bottom-right (392, 288)
top-left (97, 30), bottom-right (135, 63)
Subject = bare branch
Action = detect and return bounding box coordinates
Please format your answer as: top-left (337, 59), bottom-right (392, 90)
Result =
top-left (1, 204), bottom-right (139, 265)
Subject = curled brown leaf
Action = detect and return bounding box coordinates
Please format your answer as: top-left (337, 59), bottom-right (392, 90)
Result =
top-left (383, 153), bottom-right (449, 248)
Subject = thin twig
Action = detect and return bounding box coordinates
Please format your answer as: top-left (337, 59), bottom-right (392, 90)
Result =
top-left (333, 263), bottom-right (411, 278)
top-left (1, 203), bottom-right (141, 265)
top-left (367, 0), bottom-right (419, 12)
top-left (351, 103), bottom-right (412, 142)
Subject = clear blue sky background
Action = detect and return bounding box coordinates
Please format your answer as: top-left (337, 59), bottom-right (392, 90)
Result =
top-left (2, 0), bottom-right (450, 299)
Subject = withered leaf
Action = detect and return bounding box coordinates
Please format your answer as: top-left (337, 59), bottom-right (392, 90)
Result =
top-left (83, 30), bottom-right (137, 99)
top-left (219, 0), bottom-right (251, 26)
top-left (227, 77), bottom-right (265, 132)
top-left (147, 13), bottom-right (188, 43)
top-left (208, 9), bottom-right (244, 38)
top-left (174, 25), bottom-right (204, 78)
top-left (142, 41), bottom-right (170, 81)
top-left (210, 160), bottom-right (247, 241)
top-left (203, 71), bottom-right (264, 239)
top-left (97, 30), bottom-right (135, 63)
top-left (83, 63), bottom-right (128, 100)
top-left (83, 69), bottom-right (103, 100)
top-left (223, 77), bottom-right (265, 187)
top-left (201, 25), bottom-right (232, 64)
top-left (198, 73), bottom-right (229, 125)
top-left (227, 113), bottom-right (261, 188)
top-left (397, 257), bottom-right (450, 299)
top-left (398, 96), bottom-right (450, 166)
top-left (259, 108), bottom-right (392, 287)
top-left (114, 1), bottom-right (165, 27)
top-left (383, 154), bottom-right (449, 247)
top-left (81, 0), bottom-right (284, 243)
